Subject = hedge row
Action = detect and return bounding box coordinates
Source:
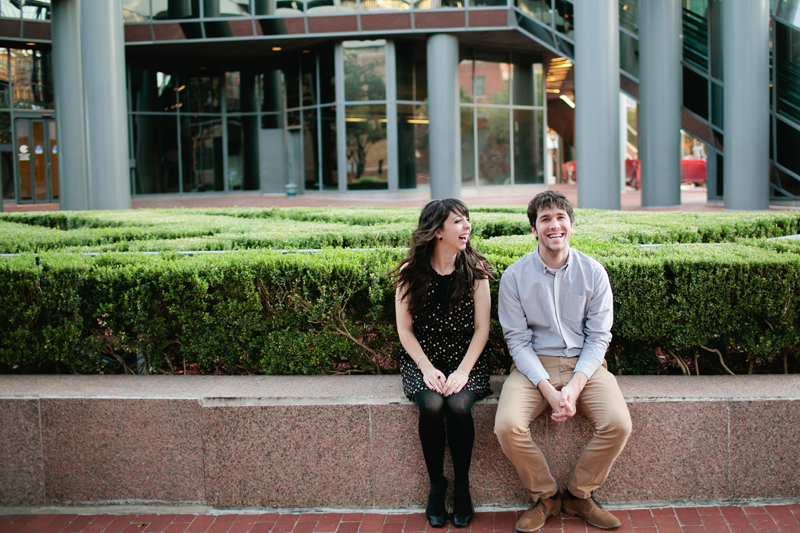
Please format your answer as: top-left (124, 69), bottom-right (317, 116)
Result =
top-left (2, 241), bottom-right (799, 376)
top-left (3, 208), bottom-right (800, 253)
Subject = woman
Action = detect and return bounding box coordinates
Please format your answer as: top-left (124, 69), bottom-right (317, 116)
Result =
top-left (393, 199), bottom-right (494, 528)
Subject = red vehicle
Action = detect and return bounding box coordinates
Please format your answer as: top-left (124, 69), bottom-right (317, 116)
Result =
top-left (563, 159), bottom-right (706, 189)
top-left (623, 159), bottom-right (706, 189)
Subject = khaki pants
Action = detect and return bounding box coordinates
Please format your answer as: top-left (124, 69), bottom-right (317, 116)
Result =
top-left (494, 356), bottom-right (632, 501)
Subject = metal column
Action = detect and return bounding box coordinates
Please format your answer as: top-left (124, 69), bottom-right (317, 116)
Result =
top-left (574, 0), bottom-right (620, 209)
top-left (426, 34), bottom-right (461, 200)
top-left (639, 0), bottom-right (681, 207)
top-left (723, 0), bottom-right (769, 210)
top-left (51, 0), bottom-right (131, 210)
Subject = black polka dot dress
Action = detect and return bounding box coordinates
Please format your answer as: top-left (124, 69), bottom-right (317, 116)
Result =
top-left (400, 271), bottom-right (493, 400)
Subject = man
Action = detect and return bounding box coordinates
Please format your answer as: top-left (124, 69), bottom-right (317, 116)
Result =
top-left (494, 191), bottom-right (631, 531)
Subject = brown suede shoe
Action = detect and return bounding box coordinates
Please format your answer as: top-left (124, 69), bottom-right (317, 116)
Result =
top-left (561, 493), bottom-right (621, 530)
top-left (514, 493), bottom-right (562, 532)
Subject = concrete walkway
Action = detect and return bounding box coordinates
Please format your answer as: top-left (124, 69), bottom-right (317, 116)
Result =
top-left (3, 506), bottom-right (800, 533)
top-left (2, 184), bottom-right (722, 212)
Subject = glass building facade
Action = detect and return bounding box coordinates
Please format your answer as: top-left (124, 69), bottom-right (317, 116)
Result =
top-left (2, 0), bottom-right (799, 204)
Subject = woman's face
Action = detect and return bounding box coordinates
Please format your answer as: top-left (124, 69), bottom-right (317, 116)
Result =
top-left (436, 210), bottom-right (472, 251)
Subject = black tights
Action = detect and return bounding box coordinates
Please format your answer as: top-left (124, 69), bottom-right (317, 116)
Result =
top-left (413, 389), bottom-right (478, 488)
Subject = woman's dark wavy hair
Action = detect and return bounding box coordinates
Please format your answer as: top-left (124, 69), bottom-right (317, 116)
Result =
top-left (391, 198), bottom-right (495, 317)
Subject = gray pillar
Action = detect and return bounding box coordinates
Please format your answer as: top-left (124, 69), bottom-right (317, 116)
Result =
top-left (426, 34), bottom-right (460, 199)
top-left (52, 0), bottom-right (131, 210)
top-left (723, 0), bottom-right (769, 210)
top-left (639, 0), bottom-right (681, 207)
top-left (52, 0), bottom-right (89, 210)
top-left (574, 0), bottom-right (620, 209)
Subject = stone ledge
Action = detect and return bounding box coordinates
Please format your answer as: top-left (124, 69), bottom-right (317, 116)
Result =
top-left (1, 375), bottom-right (799, 509)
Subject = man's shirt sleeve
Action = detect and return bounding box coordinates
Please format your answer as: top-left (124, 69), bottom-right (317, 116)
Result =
top-left (572, 265), bottom-right (614, 379)
top-left (498, 267), bottom-right (550, 386)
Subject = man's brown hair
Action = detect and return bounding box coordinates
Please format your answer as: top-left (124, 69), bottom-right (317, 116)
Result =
top-left (526, 190), bottom-right (575, 227)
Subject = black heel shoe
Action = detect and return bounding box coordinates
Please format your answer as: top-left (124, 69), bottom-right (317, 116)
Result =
top-left (426, 478), bottom-right (448, 528)
top-left (452, 484), bottom-right (473, 528)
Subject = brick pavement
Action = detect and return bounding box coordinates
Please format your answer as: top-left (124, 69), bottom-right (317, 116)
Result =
top-left (2, 505), bottom-right (800, 533)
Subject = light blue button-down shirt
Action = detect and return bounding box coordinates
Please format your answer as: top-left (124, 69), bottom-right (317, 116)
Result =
top-left (498, 246), bottom-right (614, 387)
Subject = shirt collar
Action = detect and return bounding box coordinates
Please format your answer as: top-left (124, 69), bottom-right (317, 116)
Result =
top-left (534, 245), bottom-right (572, 274)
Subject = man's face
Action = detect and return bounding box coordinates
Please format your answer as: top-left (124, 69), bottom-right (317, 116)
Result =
top-left (531, 205), bottom-right (573, 254)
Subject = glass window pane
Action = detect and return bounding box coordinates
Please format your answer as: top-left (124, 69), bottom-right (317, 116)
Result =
top-left (152, 0), bottom-right (199, 18)
top-left (343, 40), bottom-right (386, 102)
top-left (474, 61), bottom-right (509, 104)
top-left (48, 123), bottom-right (57, 198)
top-left (226, 72), bottom-right (241, 112)
top-left (414, 0), bottom-right (463, 9)
top-left (398, 104), bottom-right (429, 189)
top-left (16, 120), bottom-right (31, 201)
top-left (123, 0), bottom-right (151, 21)
top-left (472, 0), bottom-right (505, 7)
top-left (228, 116), bottom-right (259, 191)
top-left (319, 49), bottom-right (336, 104)
top-left (11, 50), bottom-right (54, 110)
top-left (776, 21), bottom-right (800, 124)
top-left (461, 107), bottom-right (475, 186)
top-left (0, 111), bottom-right (9, 143)
top-left (0, 49), bottom-right (9, 108)
top-left (0, 1), bottom-right (21, 18)
top-left (237, 71), bottom-right (258, 113)
top-left (345, 104), bottom-right (387, 189)
top-left (303, 108), bottom-right (319, 190)
top-left (620, 30), bottom-right (639, 78)
top-left (396, 42), bottom-right (427, 102)
top-left (132, 114), bottom-right (181, 194)
top-left (459, 60), bottom-right (474, 104)
top-left (511, 63), bottom-right (534, 106)
top-left (22, 0), bottom-right (50, 19)
top-left (182, 116), bottom-right (224, 192)
top-left (682, 0), bottom-right (708, 71)
top-left (775, 0), bottom-right (799, 20)
top-left (32, 120), bottom-right (46, 201)
top-left (359, 0), bottom-right (411, 11)
top-left (285, 62), bottom-right (301, 109)
top-left (2, 152), bottom-right (13, 200)
top-left (302, 53), bottom-right (317, 107)
top-left (262, 70), bottom-right (284, 113)
top-left (217, 0), bottom-right (251, 15)
top-left (682, 65), bottom-right (708, 119)
top-left (182, 76), bottom-right (222, 114)
top-left (554, 0), bottom-right (574, 40)
top-left (477, 106), bottom-right (510, 185)
top-left (130, 69), bottom-right (180, 112)
top-left (321, 105), bottom-right (338, 190)
top-left (517, 0), bottom-right (552, 26)
top-left (777, 117), bottom-right (800, 177)
top-left (619, 0), bottom-right (637, 34)
top-left (534, 63), bottom-right (544, 106)
top-left (772, 165), bottom-right (800, 196)
top-left (709, 0), bottom-right (722, 80)
top-left (513, 109), bottom-right (544, 184)
top-left (710, 81), bottom-right (723, 128)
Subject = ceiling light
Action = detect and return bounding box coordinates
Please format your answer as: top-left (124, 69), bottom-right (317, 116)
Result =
top-left (559, 95), bottom-right (576, 108)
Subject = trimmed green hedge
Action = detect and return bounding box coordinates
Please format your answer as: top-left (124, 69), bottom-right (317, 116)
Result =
top-left (2, 207), bottom-right (800, 375)
top-left (4, 208), bottom-right (800, 253)
top-left (2, 239), bottom-right (799, 376)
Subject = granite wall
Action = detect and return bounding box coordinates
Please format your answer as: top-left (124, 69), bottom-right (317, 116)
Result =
top-left (1, 375), bottom-right (799, 508)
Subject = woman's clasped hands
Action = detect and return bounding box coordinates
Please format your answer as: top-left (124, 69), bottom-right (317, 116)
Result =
top-left (421, 362), bottom-right (468, 396)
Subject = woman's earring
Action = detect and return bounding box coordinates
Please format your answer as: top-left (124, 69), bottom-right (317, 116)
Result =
top-left (438, 236), bottom-right (443, 240)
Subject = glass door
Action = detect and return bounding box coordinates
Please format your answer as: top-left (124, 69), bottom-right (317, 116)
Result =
top-left (15, 118), bottom-right (58, 203)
